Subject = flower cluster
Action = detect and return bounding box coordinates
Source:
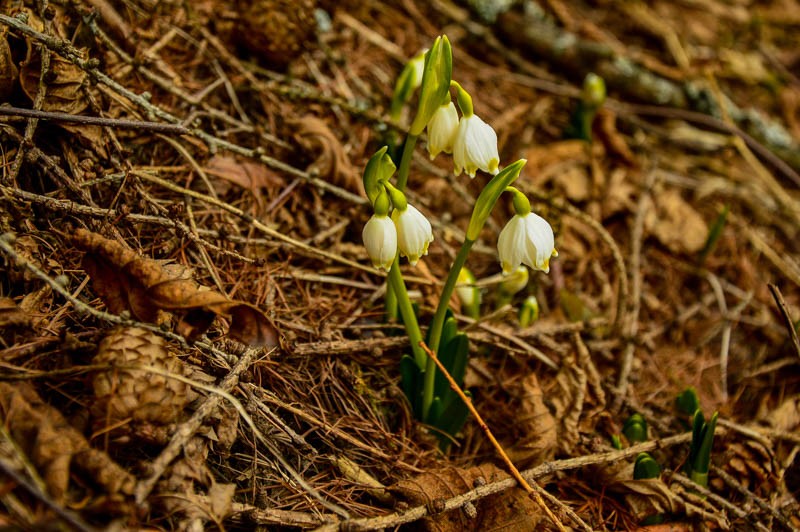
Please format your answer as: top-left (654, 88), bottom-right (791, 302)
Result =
top-left (363, 40), bottom-right (558, 278)
top-left (358, 35), bottom-right (562, 443)
top-left (425, 83), bottom-right (500, 178)
top-left (362, 204), bottom-right (433, 272)
top-left (361, 148), bottom-right (433, 271)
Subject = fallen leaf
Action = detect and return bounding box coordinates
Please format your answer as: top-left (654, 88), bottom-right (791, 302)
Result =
top-left (0, 28), bottom-right (18, 100)
top-left (72, 229), bottom-right (279, 347)
top-left (0, 297), bottom-right (30, 329)
top-left (506, 373), bottom-right (557, 468)
top-left (644, 189), bottom-right (708, 255)
top-left (595, 108), bottom-right (637, 166)
top-left (611, 478), bottom-right (679, 520)
top-left (205, 154), bottom-right (282, 199)
top-left (0, 381), bottom-right (135, 504)
top-left (18, 8), bottom-right (89, 115)
top-left (292, 115), bottom-right (362, 196)
top-left (390, 464), bottom-right (543, 531)
top-left (547, 355), bottom-right (587, 454)
top-left (764, 395), bottom-right (800, 433)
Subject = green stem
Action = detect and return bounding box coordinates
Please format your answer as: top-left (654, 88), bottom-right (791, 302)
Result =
top-left (388, 260), bottom-right (426, 368)
top-left (396, 134), bottom-right (418, 191)
top-left (386, 134), bottom-right (419, 320)
top-left (422, 238), bottom-right (474, 420)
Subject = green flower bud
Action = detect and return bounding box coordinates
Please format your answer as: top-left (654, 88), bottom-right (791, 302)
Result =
top-left (390, 50), bottom-right (426, 120)
top-left (456, 267), bottom-right (481, 319)
top-left (676, 387), bottom-right (700, 417)
top-left (500, 266), bottom-right (528, 297)
top-left (582, 72), bottom-right (606, 109)
top-left (518, 296), bottom-right (539, 327)
top-left (622, 413), bottom-right (648, 443)
top-left (633, 453), bottom-right (661, 480)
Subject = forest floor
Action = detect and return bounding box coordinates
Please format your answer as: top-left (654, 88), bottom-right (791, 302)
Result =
top-left (1, 0), bottom-right (799, 530)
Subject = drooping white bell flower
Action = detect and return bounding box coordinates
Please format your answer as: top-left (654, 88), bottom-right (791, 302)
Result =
top-left (362, 214), bottom-right (397, 271)
top-left (497, 212), bottom-right (557, 274)
top-left (426, 101), bottom-right (459, 159)
top-left (391, 204), bottom-right (434, 266)
top-left (452, 113), bottom-right (500, 177)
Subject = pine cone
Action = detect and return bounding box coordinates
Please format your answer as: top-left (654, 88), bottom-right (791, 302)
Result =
top-left (712, 439), bottom-right (779, 498)
top-left (91, 327), bottom-right (195, 441)
top-left (236, 0), bottom-right (317, 67)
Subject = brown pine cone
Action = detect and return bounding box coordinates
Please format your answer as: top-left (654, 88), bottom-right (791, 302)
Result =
top-left (235, 0), bottom-right (318, 67)
top-left (91, 327), bottom-right (196, 441)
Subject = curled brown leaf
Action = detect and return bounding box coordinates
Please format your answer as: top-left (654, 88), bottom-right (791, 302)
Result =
top-left (72, 229), bottom-right (278, 347)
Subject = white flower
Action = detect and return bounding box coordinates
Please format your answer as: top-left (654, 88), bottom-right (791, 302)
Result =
top-left (452, 114), bottom-right (499, 177)
top-left (391, 204), bottom-right (433, 266)
top-left (362, 214), bottom-right (397, 271)
top-left (426, 101), bottom-right (459, 159)
top-left (497, 212), bottom-right (557, 274)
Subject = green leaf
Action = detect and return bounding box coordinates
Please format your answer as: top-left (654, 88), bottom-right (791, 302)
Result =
top-left (689, 409), bottom-right (705, 467)
top-left (439, 390), bottom-right (471, 438)
top-left (693, 411), bottom-right (718, 477)
top-left (428, 395), bottom-right (444, 426)
top-left (434, 332), bottom-right (468, 402)
top-left (633, 453), bottom-right (661, 480)
top-left (698, 205), bottom-right (729, 264)
top-left (441, 316), bottom-right (458, 347)
top-left (447, 334), bottom-right (469, 390)
top-left (400, 355), bottom-right (421, 416)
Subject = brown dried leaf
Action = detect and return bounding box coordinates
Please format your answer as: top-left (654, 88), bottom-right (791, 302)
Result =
top-left (595, 109), bottom-right (637, 166)
top-left (764, 395), bottom-right (800, 433)
top-left (390, 464), bottom-right (544, 531)
top-left (644, 189), bottom-right (708, 254)
top-left (0, 382), bottom-right (135, 503)
top-left (205, 154), bottom-right (282, 199)
top-left (0, 297), bottom-right (30, 329)
top-left (506, 373), bottom-right (557, 468)
top-left (72, 229), bottom-right (278, 347)
top-left (158, 434), bottom-right (235, 526)
top-left (292, 115), bottom-right (362, 196)
top-left (525, 140), bottom-right (588, 176)
top-left (0, 28), bottom-right (18, 100)
top-left (547, 356), bottom-right (587, 454)
top-left (611, 478), bottom-right (680, 520)
top-left (18, 9), bottom-right (88, 115)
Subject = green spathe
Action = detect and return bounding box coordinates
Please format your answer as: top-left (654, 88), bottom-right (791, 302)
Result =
top-left (363, 146), bottom-right (396, 205)
top-left (466, 159), bottom-right (526, 241)
top-left (409, 36), bottom-right (453, 136)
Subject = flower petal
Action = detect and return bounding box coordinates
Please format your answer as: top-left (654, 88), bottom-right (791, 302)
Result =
top-left (392, 204), bottom-right (434, 265)
top-left (362, 215), bottom-right (397, 271)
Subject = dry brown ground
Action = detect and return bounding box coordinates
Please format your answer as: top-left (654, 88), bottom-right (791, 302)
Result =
top-left (0, 0), bottom-right (799, 530)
